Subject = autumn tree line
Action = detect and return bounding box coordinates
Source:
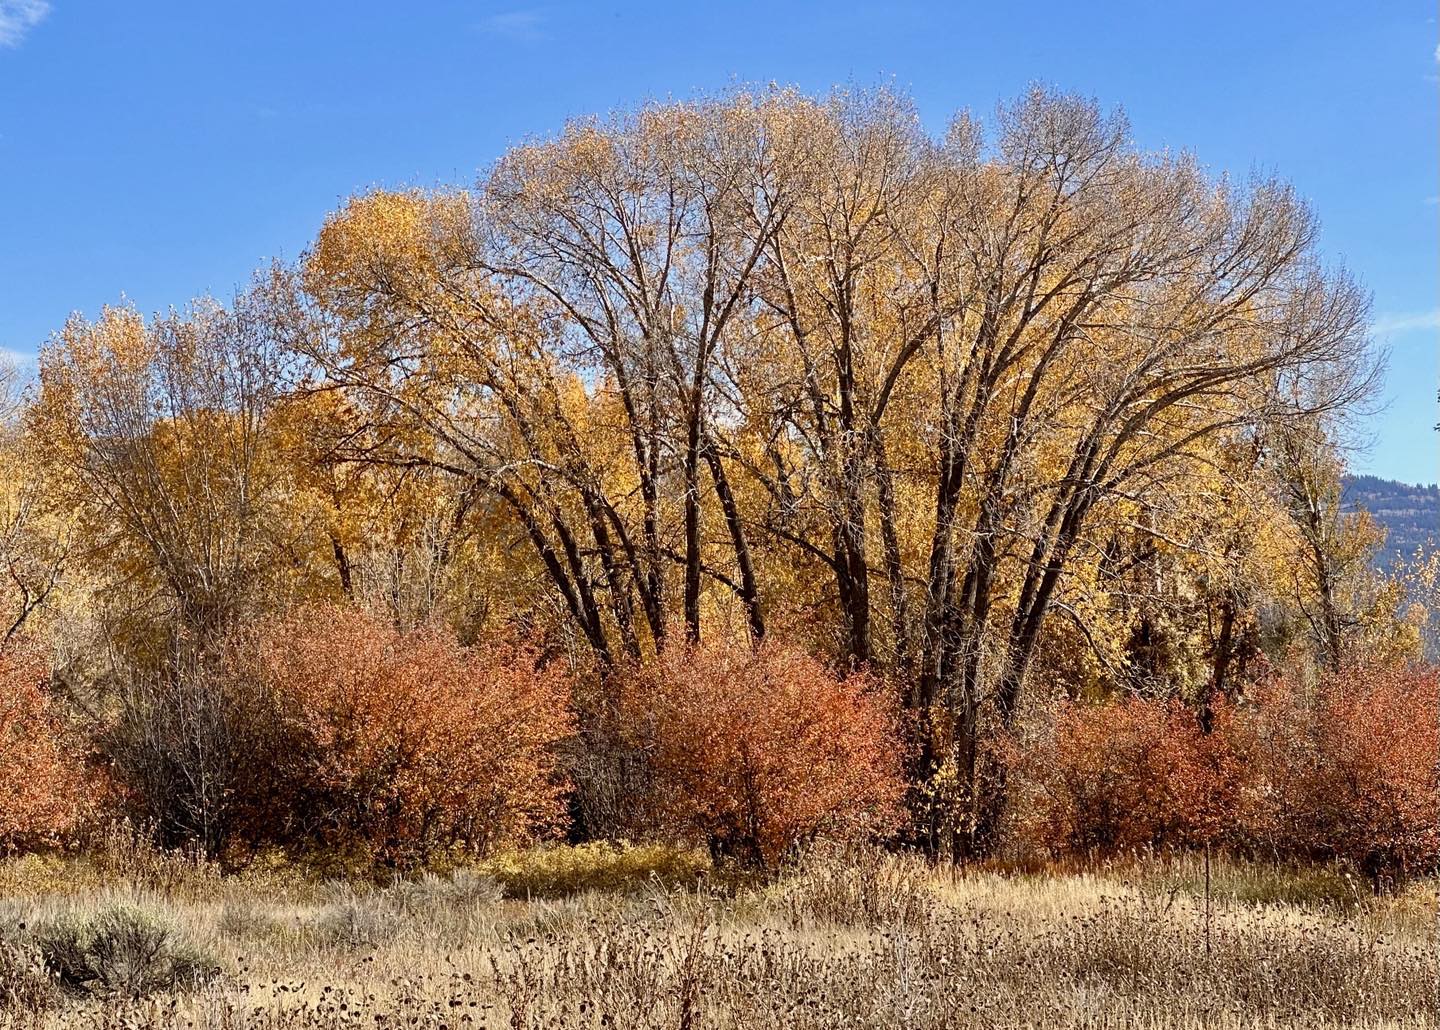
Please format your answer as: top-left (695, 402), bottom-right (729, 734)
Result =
top-left (2, 87), bottom-right (1435, 882)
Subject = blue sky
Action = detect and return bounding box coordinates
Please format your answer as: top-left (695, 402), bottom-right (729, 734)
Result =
top-left (1, 1), bottom-right (1435, 482)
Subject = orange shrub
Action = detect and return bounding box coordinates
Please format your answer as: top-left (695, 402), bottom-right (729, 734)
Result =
top-left (1008, 697), bottom-right (1240, 858)
top-left (1223, 675), bottom-right (1317, 859)
top-left (617, 639), bottom-right (906, 871)
top-left (1234, 664), bottom-right (1439, 882)
top-left (1008, 661), bottom-right (1438, 884)
top-left (240, 607), bottom-right (574, 867)
top-left (0, 643), bottom-right (90, 851)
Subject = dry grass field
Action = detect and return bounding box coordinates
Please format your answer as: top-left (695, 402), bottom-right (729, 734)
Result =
top-left (0, 839), bottom-right (1435, 1029)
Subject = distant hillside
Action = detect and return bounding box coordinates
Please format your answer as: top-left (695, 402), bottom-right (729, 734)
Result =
top-left (1343, 475), bottom-right (1439, 569)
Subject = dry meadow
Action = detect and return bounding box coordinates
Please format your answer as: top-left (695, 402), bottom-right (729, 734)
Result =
top-left (0, 840), bottom-right (1434, 1030)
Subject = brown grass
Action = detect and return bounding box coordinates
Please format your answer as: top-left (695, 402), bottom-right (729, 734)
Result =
top-left (0, 841), bottom-right (1434, 1029)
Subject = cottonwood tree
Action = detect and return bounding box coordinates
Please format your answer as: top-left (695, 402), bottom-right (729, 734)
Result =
top-left (1269, 421), bottom-right (1387, 672)
top-left (29, 299), bottom-right (297, 650)
top-left (278, 86), bottom-right (1378, 855)
top-left (267, 385), bottom-right (511, 635)
top-left (730, 88), bottom-right (942, 669)
top-left (0, 362), bottom-right (69, 641)
top-left (288, 95), bottom-right (816, 663)
top-left (726, 88), bottom-right (1375, 853)
top-left (480, 97), bottom-right (815, 646)
top-left (286, 189), bottom-right (653, 665)
top-left (26, 298), bottom-right (339, 855)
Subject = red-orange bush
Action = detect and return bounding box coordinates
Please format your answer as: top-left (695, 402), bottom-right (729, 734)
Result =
top-left (238, 607), bottom-right (574, 866)
top-left (1234, 664), bottom-right (1439, 882)
top-left (0, 643), bottom-right (91, 851)
top-left (1008, 661), bottom-right (1439, 883)
top-left (617, 639), bottom-right (906, 871)
top-left (1008, 697), bottom-right (1240, 858)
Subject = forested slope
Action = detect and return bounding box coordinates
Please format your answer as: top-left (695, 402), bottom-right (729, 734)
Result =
top-left (1344, 474), bottom-right (1439, 568)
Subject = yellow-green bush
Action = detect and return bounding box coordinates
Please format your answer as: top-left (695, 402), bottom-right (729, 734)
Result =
top-left (476, 842), bottom-right (710, 898)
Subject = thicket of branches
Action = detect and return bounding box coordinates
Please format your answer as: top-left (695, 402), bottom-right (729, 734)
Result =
top-left (1, 86), bottom-right (1434, 878)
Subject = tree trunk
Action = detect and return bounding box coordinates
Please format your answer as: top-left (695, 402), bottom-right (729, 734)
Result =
top-left (704, 444), bottom-right (765, 641)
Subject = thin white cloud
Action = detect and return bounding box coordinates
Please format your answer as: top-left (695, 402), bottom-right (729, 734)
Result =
top-left (0, 348), bottom-right (37, 397)
top-left (478, 9), bottom-right (545, 41)
top-left (0, 0), bottom-right (50, 48)
top-left (0, 346), bottom-right (36, 366)
top-left (1372, 309), bottom-right (1440, 335)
